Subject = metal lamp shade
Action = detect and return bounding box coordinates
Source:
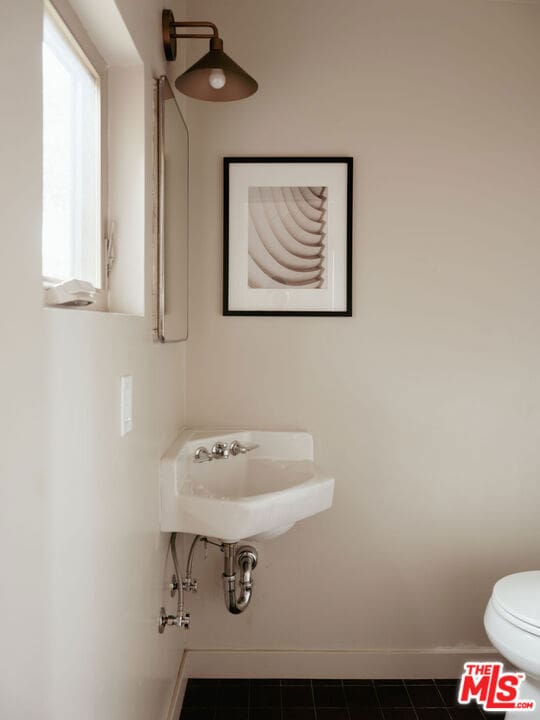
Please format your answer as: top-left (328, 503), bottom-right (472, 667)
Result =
top-left (175, 48), bottom-right (258, 101)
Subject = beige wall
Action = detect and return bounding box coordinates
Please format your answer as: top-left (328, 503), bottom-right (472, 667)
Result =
top-left (3, 0), bottom-right (540, 712)
top-left (0, 0), bottom-right (188, 718)
top-left (184, 0), bottom-right (540, 655)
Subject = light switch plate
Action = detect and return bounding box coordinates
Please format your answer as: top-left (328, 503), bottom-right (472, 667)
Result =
top-left (120, 375), bottom-right (133, 436)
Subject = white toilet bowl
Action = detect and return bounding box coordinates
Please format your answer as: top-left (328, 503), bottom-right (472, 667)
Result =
top-left (484, 571), bottom-right (540, 720)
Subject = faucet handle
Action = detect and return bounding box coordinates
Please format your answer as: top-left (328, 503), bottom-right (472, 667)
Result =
top-left (229, 440), bottom-right (259, 456)
top-left (194, 446), bottom-right (213, 463)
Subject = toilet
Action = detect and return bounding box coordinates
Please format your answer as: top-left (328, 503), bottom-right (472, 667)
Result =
top-left (484, 571), bottom-right (540, 720)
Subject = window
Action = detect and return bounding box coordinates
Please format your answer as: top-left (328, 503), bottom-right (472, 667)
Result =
top-left (42, 1), bottom-right (103, 290)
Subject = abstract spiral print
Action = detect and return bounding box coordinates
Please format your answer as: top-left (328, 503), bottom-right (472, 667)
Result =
top-left (248, 186), bottom-right (327, 289)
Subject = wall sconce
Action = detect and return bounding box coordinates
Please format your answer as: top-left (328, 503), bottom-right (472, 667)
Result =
top-left (162, 9), bottom-right (258, 102)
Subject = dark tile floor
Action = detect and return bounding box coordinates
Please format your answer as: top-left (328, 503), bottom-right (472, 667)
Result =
top-left (180, 678), bottom-right (506, 720)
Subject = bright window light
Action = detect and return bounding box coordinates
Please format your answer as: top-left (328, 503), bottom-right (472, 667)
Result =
top-left (42, 3), bottom-right (101, 287)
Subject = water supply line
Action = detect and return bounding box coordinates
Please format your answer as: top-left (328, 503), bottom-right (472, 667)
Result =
top-left (159, 532), bottom-right (190, 632)
top-left (170, 532), bottom-right (184, 614)
top-left (184, 534), bottom-right (201, 591)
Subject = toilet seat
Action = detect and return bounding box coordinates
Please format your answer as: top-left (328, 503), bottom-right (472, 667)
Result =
top-left (492, 571), bottom-right (540, 637)
top-left (491, 595), bottom-right (540, 637)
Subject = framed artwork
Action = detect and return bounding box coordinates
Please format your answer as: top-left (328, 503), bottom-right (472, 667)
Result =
top-left (223, 157), bottom-right (353, 316)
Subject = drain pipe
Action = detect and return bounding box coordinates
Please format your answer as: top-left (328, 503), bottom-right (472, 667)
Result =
top-left (222, 543), bottom-right (258, 614)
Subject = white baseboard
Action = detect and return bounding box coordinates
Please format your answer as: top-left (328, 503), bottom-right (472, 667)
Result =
top-left (166, 651), bottom-right (190, 720)
top-left (181, 647), bottom-right (500, 680)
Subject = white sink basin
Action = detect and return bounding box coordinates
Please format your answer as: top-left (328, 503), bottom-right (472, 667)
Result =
top-left (160, 430), bottom-right (334, 542)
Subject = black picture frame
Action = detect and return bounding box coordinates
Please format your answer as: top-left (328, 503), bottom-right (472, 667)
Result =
top-left (223, 156), bottom-right (353, 316)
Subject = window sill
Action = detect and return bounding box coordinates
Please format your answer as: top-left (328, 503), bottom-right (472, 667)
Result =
top-left (42, 279), bottom-right (108, 312)
top-left (42, 305), bottom-right (144, 320)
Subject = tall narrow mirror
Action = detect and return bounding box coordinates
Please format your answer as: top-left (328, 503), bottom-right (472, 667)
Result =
top-left (153, 75), bottom-right (189, 342)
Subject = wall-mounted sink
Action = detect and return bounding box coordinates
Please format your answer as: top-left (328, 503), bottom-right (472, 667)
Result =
top-left (160, 430), bottom-right (334, 542)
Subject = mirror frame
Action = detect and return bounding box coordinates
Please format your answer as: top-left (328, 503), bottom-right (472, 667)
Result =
top-left (153, 75), bottom-right (189, 343)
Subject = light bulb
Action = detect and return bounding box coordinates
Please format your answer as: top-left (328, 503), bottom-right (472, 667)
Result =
top-left (209, 68), bottom-right (226, 90)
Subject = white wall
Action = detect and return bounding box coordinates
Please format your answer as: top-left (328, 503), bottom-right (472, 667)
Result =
top-left (184, 0), bottom-right (540, 662)
top-left (0, 0), bottom-right (189, 718)
top-left (0, 2), bottom-right (48, 715)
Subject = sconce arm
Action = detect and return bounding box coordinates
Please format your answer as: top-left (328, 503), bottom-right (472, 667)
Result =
top-left (170, 20), bottom-right (220, 41)
top-left (163, 10), bottom-right (222, 61)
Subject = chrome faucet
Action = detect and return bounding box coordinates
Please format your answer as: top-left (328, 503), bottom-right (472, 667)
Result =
top-left (211, 442), bottom-right (229, 459)
top-left (193, 440), bottom-right (259, 463)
